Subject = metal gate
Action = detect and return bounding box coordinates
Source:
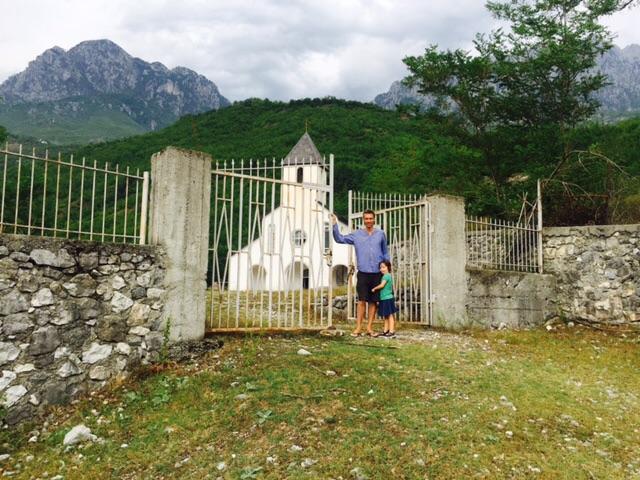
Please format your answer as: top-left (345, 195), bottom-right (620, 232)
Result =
top-left (348, 191), bottom-right (433, 325)
top-left (207, 156), bottom-right (336, 331)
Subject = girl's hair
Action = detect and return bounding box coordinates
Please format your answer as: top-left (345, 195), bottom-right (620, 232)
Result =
top-left (380, 260), bottom-right (392, 272)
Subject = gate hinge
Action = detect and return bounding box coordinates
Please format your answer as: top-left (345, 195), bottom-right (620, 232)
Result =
top-left (324, 248), bottom-right (333, 266)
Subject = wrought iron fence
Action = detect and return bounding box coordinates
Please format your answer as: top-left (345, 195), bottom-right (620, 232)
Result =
top-left (208, 157), bottom-right (336, 331)
top-left (349, 191), bottom-right (426, 220)
top-left (349, 191), bottom-right (433, 324)
top-left (466, 182), bottom-right (543, 273)
top-left (0, 145), bottom-right (149, 244)
top-left (465, 216), bottom-right (541, 272)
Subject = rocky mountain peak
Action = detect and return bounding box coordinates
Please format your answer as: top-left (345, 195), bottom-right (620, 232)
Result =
top-left (0, 39), bottom-right (230, 140)
top-left (1, 39), bottom-right (142, 103)
top-left (373, 44), bottom-right (640, 118)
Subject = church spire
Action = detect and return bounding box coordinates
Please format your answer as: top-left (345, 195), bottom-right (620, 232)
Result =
top-left (283, 131), bottom-right (325, 166)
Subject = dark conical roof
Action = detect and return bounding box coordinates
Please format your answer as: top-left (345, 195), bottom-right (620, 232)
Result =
top-left (282, 132), bottom-right (325, 166)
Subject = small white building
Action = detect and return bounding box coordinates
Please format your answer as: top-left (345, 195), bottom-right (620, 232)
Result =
top-left (228, 132), bottom-right (351, 291)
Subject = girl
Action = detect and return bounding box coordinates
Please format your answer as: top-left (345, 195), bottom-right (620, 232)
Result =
top-left (371, 260), bottom-right (398, 338)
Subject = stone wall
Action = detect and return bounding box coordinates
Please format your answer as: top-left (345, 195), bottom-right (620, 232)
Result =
top-left (466, 268), bottom-right (556, 329)
top-left (543, 225), bottom-right (640, 325)
top-left (0, 234), bottom-right (166, 425)
top-left (323, 214), bottom-right (640, 330)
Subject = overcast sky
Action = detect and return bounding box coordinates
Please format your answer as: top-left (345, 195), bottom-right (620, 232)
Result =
top-left (1, 0), bottom-right (639, 103)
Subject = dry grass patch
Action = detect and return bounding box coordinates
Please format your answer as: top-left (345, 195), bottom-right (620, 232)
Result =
top-left (1, 326), bottom-right (639, 479)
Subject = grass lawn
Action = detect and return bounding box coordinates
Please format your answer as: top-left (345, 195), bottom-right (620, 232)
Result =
top-left (1, 324), bottom-right (639, 479)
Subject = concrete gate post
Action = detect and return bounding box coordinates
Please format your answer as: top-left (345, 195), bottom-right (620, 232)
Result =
top-left (427, 194), bottom-right (468, 327)
top-left (149, 147), bottom-right (211, 342)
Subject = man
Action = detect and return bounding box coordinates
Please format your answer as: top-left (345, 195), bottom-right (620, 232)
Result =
top-left (331, 209), bottom-right (390, 337)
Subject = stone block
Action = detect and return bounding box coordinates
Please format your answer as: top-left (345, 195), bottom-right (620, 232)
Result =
top-left (10, 252), bottom-right (30, 263)
top-left (31, 288), bottom-right (54, 307)
top-left (75, 297), bottom-right (101, 320)
top-left (128, 303), bottom-right (151, 327)
top-left (147, 287), bottom-right (165, 299)
top-left (63, 274), bottom-right (97, 297)
top-left (95, 316), bottom-right (127, 343)
top-left (144, 331), bottom-right (164, 352)
top-left (1, 313), bottom-right (34, 336)
top-left (136, 272), bottom-right (152, 288)
top-left (88, 365), bottom-right (112, 381)
top-left (78, 252), bottom-right (99, 271)
top-left (30, 249), bottom-right (75, 268)
top-left (0, 370), bottom-right (17, 390)
top-left (82, 343), bottom-right (113, 364)
top-left (45, 302), bottom-right (74, 326)
top-left (14, 363), bottom-right (35, 373)
top-left (42, 267), bottom-right (64, 280)
top-left (29, 326), bottom-right (62, 356)
top-left (126, 335), bottom-right (143, 346)
top-left (59, 324), bottom-right (92, 349)
top-left (98, 264), bottom-right (118, 275)
top-left (115, 343), bottom-right (131, 356)
top-left (111, 292), bottom-right (134, 313)
top-left (57, 360), bottom-right (83, 378)
top-left (0, 290), bottom-right (29, 315)
top-left (17, 273), bottom-right (40, 293)
top-left (111, 276), bottom-right (126, 290)
top-left (131, 287), bottom-right (146, 300)
top-left (39, 379), bottom-right (71, 406)
top-left (0, 257), bottom-right (19, 280)
top-left (3, 384), bottom-right (27, 407)
top-left (130, 326), bottom-right (150, 336)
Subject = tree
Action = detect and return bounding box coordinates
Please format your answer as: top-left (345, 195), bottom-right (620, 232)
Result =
top-left (403, 0), bottom-right (634, 212)
top-left (403, 45), bottom-right (513, 202)
top-left (482, 0), bottom-right (615, 160)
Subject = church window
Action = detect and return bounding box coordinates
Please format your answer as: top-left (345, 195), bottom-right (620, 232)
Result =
top-left (324, 222), bottom-right (331, 250)
top-left (291, 229), bottom-right (307, 247)
top-left (297, 167), bottom-right (303, 183)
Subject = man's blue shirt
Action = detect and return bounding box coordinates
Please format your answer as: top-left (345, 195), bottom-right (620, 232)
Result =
top-left (333, 224), bottom-right (390, 273)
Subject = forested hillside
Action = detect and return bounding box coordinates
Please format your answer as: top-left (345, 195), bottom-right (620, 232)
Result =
top-left (72, 97), bottom-right (444, 216)
top-left (68, 97), bottom-right (640, 224)
top-left (3, 97), bottom-right (640, 223)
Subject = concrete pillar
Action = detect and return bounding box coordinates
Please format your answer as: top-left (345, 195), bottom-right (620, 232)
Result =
top-left (149, 147), bottom-right (211, 342)
top-left (427, 194), bottom-right (468, 326)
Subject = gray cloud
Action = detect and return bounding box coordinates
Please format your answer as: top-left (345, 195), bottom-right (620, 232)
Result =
top-left (1, 0), bottom-right (639, 103)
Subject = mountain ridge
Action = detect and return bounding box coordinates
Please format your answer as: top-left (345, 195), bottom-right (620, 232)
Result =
top-left (0, 39), bottom-right (230, 144)
top-left (372, 44), bottom-right (640, 119)
top-left (2, 40), bottom-right (639, 146)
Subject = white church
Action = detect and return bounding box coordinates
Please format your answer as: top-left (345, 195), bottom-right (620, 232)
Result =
top-left (228, 132), bottom-right (351, 291)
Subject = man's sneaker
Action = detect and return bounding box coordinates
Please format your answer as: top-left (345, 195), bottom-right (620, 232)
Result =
top-left (387, 332), bottom-right (396, 338)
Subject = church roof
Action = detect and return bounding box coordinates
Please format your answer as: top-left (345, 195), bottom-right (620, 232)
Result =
top-left (282, 132), bottom-right (325, 166)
